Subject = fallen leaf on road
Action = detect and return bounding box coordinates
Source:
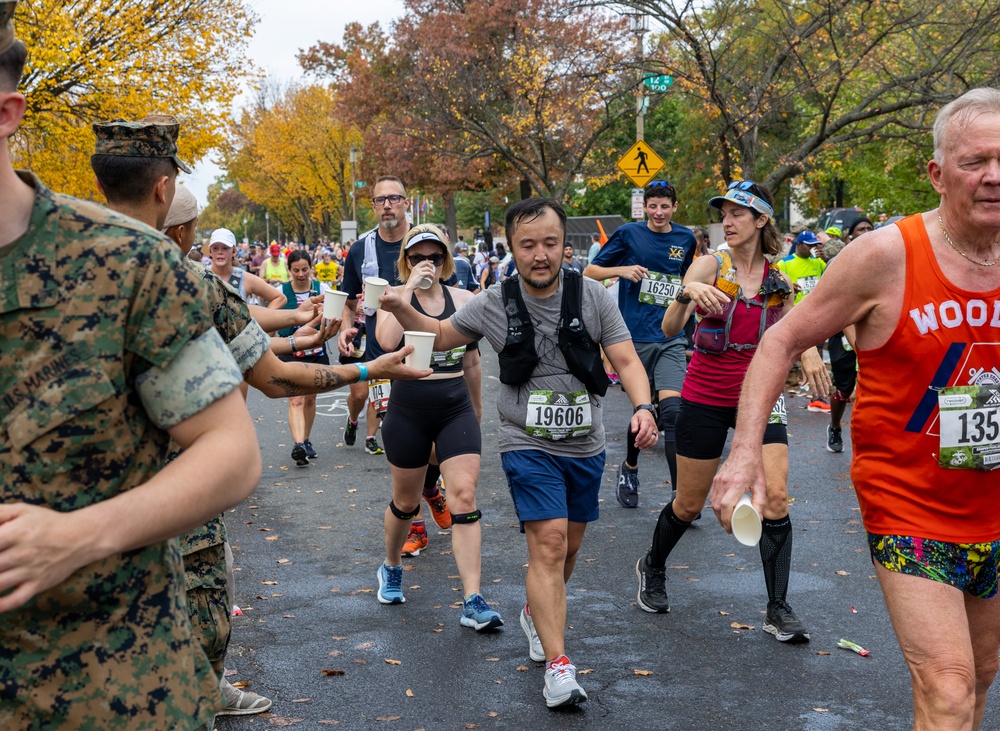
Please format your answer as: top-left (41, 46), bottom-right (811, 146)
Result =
top-left (259, 527), bottom-right (273, 532)
top-left (385, 658), bottom-right (401, 665)
top-left (816, 651), bottom-right (831, 655)
top-left (317, 526), bottom-right (332, 529)
top-left (488, 712), bottom-right (499, 718)
top-left (231, 681), bottom-right (249, 688)
top-left (282, 614), bottom-right (296, 619)
top-left (464, 725), bottom-right (478, 729)
top-left (321, 669), bottom-right (345, 676)
top-left (375, 716), bottom-right (401, 722)
top-left (406, 689), bottom-right (414, 697)
top-left (332, 636), bottom-right (346, 640)
top-left (485, 657), bottom-right (500, 662)
top-left (356, 642), bottom-right (374, 650)
top-left (719, 611), bottom-right (730, 616)
top-left (265, 536), bottom-right (279, 541)
top-left (290, 698), bottom-right (310, 703)
top-left (267, 717), bottom-right (305, 727)
top-left (277, 559), bottom-right (291, 564)
top-left (730, 622), bottom-right (755, 630)
top-left (348, 489), bottom-right (357, 493)
top-left (685, 577), bottom-right (700, 582)
top-left (577, 669), bottom-right (594, 675)
top-left (835, 570), bottom-right (850, 576)
top-left (516, 665), bottom-right (528, 672)
top-left (813, 708), bottom-right (829, 712)
top-left (633, 669), bottom-right (653, 676)
top-left (262, 581), bottom-right (279, 586)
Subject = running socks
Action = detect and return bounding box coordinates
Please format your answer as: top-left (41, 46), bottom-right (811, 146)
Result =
top-left (759, 515), bottom-right (792, 604)
top-left (647, 501), bottom-right (691, 568)
top-left (422, 463), bottom-right (441, 499)
top-left (625, 426), bottom-right (640, 469)
top-left (663, 440), bottom-right (677, 491)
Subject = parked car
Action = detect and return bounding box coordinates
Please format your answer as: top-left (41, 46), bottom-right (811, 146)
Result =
top-left (817, 207), bottom-right (866, 234)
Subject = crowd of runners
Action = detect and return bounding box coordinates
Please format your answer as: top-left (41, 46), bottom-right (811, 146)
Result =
top-left (2, 4), bottom-right (1000, 728)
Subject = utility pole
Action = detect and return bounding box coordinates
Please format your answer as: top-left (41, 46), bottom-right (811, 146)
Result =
top-left (265, 211), bottom-right (270, 242)
top-left (631, 13), bottom-right (648, 142)
top-left (350, 145), bottom-right (359, 223)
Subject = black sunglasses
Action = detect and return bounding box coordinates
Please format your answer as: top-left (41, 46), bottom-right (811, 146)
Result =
top-left (407, 252), bottom-right (445, 266)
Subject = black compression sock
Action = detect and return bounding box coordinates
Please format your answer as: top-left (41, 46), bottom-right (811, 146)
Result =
top-left (626, 427), bottom-right (640, 469)
top-left (422, 464), bottom-right (441, 499)
top-left (664, 440), bottom-right (677, 489)
top-left (647, 501), bottom-right (691, 568)
top-left (759, 515), bottom-right (793, 603)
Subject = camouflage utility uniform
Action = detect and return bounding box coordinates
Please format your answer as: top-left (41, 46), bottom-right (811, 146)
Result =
top-left (0, 173), bottom-right (243, 730)
top-left (179, 265), bottom-right (270, 677)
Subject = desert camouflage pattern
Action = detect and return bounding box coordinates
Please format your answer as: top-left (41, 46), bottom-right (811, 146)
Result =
top-left (0, 1), bottom-right (16, 55)
top-left (92, 115), bottom-right (192, 173)
top-left (0, 172), bottom-right (239, 730)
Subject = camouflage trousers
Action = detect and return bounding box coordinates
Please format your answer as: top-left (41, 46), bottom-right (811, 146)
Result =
top-left (184, 543), bottom-right (231, 678)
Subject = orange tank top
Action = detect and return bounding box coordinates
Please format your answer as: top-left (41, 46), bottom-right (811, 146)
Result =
top-left (851, 214), bottom-right (1000, 542)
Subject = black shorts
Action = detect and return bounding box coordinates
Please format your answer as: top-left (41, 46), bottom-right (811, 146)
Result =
top-left (381, 378), bottom-right (481, 469)
top-left (676, 398), bottom-right (787, 461)
top-left (828, 333), bottom-right (858, 397)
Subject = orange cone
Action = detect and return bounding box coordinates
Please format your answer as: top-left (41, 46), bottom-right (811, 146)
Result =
top-left (596, 220), bottom-right (608, 246)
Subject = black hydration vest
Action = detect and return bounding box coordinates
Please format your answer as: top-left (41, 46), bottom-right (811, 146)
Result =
top-left (498, 270), bottom-right (608, 397)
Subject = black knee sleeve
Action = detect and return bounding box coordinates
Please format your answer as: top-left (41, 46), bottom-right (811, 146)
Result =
top-left (389, 500), bottom-right (420, 520)
top-left (450, 509), bottom-right (482, 525)
top-left (658, 396), bottom-right (680, 442)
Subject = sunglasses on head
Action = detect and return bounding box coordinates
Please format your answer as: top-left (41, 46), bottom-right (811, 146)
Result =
top-left (372, 194), bottom-right (406, 206)
top-left (727, 180), bottom-right (760, 193)
top-left (646, 180), bottom-right (674, 192)
top-left (407, 252), bottom-right (445, 266)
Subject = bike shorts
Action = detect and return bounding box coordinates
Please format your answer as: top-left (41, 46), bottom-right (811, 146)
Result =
top-left (676, 398), bottom-right (787, 461)
top-left (381, 377), bottom-right (481, 469)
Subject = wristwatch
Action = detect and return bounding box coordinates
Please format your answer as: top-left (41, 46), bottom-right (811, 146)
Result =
top-left (633, 403), bottom-right (656, 415)
top-left (675, 286), bottom-right (692, 304)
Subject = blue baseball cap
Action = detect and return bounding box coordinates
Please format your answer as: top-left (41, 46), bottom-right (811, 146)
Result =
top-left (796, 231), bottom-right (820, 245)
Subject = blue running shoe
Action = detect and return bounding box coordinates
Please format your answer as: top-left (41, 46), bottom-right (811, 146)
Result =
top-left (460, 593), bottom-right (504, 631)
top-left (377, 562), bottom-right (405, 605)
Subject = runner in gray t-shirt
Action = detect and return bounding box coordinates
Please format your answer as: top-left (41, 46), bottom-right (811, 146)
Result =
top-left (380, 198), bottom-right (658, 710)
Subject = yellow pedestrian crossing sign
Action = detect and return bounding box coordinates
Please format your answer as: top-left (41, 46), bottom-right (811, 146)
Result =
top-left (616, 140), bottom-right (665, 188)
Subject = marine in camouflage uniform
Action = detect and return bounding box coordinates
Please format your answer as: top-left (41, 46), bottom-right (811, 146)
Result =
top-left (0, 8), bottom-right (258, 726)
top-left (0, 174), bottom-right (245, 728)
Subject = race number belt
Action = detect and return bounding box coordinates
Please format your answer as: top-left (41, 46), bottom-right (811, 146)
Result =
top-left (638, 271), bottom-right (682, 308)
top-left (937, 385), bottom-right (1000, 470)
top-left (525, 390), bottom-right (592, 440)
top-left (368, 378), bottom-right (391, 418)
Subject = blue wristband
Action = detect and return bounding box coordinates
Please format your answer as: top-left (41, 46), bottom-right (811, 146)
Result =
top-left (356, 362), bottom-right (368, 382)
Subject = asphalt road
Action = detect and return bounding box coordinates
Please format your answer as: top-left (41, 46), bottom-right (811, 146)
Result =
top-left (216, 351), bottom-right (998, 731)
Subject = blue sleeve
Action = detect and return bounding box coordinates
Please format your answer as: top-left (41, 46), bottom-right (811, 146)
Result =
top-left (592, 227), bottom-right (627, 267)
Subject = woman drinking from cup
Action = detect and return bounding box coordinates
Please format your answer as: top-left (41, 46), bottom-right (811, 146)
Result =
top-left (373, 224), bottom-right (503, 633)
top-left (278, 250), bottom-right (327, 466)
top-left (634, 181), bottom-right (826, 645)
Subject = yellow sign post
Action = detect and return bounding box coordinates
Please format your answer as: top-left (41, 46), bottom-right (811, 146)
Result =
top-left (616, 140), bottom-right (665, 188)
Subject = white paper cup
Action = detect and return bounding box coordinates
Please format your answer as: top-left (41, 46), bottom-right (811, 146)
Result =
top-left (417, 276), bottom-right (434, 290)
top-left (731, 493), bottom-right (762, 546)
top-left (363, 276), bottom-right (389, 310)
top-left (322, 287), bottom-right (349, 322)
top-left (403, 331), bottom-right (436, 371)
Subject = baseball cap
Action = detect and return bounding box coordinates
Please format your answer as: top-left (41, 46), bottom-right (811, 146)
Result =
top-left (92, 114), bottom-right (192, 173)
top-left (270, 243), bottom-right (281, 256)
top-left (454, 242), bottom-right (468, 253)
top-left (489, 255), bottom-right (500, 263)
top-left (0, 1), bottom-right (18, 55)
top-left (162, 186), bottom-right (199, 230)
top-left (796, 231), bottom-right (820, 245)
top-left (209, 228), bottom-right (236, 248)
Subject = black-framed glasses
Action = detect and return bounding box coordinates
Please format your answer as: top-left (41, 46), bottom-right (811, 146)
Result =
top-left (372, 194), bottom-right (406, 206)
top-left (407, 252), bottom-right (445, 266)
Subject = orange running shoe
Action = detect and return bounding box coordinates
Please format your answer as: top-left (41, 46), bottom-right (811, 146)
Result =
top-left (424, 485), bottom-right (452, 529)
top-left (402, 524), bottom-right (428, 556)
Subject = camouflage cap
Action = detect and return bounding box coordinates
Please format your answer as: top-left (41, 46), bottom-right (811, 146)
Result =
top-left (92, 114), bottom-right (192, 174)
top-left (0, 1), bottom-right (17, 56)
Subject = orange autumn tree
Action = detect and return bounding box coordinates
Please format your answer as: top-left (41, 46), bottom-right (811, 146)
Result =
top-left (300, 0), bottom-right (638, 203)
top-left (10, 0), bottom-right (257, 199)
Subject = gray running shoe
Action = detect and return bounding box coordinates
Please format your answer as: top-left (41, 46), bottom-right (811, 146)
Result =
top-left (763, 600), bottom-right (811, 643)
top-left (218, 678), bottom-right (272, 716)
top-left (543, 656), bottom-right (588, 708)
top-left (520, 605), bottom-right (545, 662)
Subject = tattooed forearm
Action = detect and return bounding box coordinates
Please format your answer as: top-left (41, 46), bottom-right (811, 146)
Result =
top-left (267, 375), bottom-right (304, 397)
top-left (312, 366), bottom-right (350, 391)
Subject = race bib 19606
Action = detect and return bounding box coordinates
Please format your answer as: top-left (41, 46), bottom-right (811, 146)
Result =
top-left (525, 390), bottom-right (592, 440)
top-left (938, 385), bottom-right (1000, 470)
top-left (638, 271), bottom-right (683, 308)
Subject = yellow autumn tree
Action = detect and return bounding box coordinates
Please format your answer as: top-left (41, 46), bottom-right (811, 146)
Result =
top-left (226, 83), bottom-right (363, 242)
top-left (10, 0), bottom-right (258, 199)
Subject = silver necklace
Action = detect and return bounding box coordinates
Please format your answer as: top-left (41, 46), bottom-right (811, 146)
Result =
top-left (938, 215), bottom-right (1000, 267)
